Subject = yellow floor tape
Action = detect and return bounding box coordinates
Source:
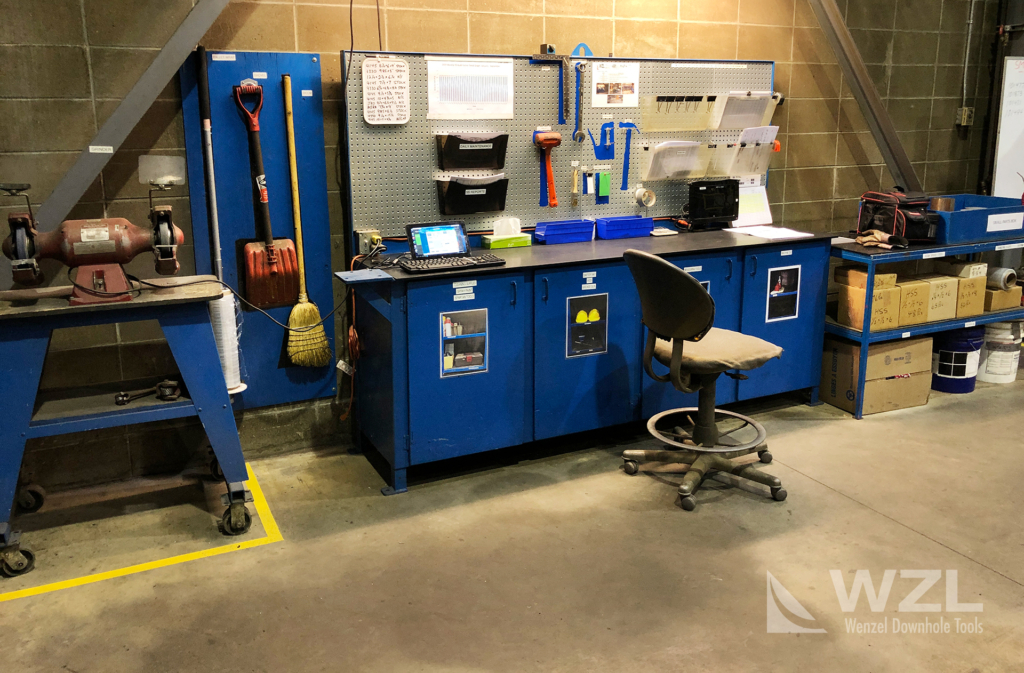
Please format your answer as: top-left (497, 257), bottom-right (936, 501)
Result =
top-left (0, 463), bottom-right (282, 603)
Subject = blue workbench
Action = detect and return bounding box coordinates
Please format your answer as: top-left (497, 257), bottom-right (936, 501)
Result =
top-left (827, 237), bottom-right (1024, 419)
top-left (0, 278), bottom-right (254, 576)
top-left (341, 230), bottom-right (832, 494)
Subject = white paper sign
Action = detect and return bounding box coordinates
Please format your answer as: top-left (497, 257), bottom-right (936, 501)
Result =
top-left (987, 212), bottom-right (1024, 232)
top-left (363, 58), bottom-right (410, 125)
top-left (591, 61), bottom-right (639, 108)
top-left (426, 56), bottom-right (514, 120)
top-left (732, 185), bottom-right (773, 227)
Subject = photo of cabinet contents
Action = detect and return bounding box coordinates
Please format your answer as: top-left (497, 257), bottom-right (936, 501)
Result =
top-left (567, 294), bottom-right (609, 357)
top-left (766, 265), bottom-right (800, 322)
top-left (440, 309), bottom-right (488, 376)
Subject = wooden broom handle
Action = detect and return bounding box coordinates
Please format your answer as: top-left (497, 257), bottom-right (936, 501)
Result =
top-left (283, 74), bottom-right (308, 301)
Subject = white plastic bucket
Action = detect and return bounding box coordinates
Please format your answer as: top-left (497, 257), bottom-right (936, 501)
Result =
top-left (977, 321), bottom-right (1022, 384)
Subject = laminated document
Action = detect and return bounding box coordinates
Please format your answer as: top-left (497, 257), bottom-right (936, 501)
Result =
top-left (426, 57), bottom-right (514, 119)
top-left (591, 61), bottom-right (640, 107)
top-left (362, 57), bottom-right (410, 125)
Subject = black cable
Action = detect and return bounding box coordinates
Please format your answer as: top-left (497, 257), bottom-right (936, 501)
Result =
top-left (66, 268), bottom-right (348, 334)
top-left (375, 0), bottom-right (382, 50)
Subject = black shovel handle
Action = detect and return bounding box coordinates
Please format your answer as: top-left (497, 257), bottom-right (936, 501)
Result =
top-left (234, 84), bottom-right (274, 249)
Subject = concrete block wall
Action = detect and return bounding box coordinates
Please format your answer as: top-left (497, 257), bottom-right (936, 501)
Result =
top-left (0, 0), bottom-right (1000, 490)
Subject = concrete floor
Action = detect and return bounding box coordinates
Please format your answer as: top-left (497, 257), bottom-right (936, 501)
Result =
top-left (3, 378), bottom-right (1024, 672)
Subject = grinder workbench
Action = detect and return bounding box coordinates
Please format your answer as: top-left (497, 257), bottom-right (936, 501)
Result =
top-left (0, 277), bottom-right (253, 577)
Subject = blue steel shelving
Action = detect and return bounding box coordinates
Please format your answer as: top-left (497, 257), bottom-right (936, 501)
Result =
top-left (826, 237), bottom-right (1024, 419)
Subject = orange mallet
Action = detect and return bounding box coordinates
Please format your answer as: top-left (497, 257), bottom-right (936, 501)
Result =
top-left (533, 131), bottom-right (562, 207)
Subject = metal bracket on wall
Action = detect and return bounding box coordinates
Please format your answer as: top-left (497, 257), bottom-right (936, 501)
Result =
top-left (807, 0), bottom-right (923, 193)
top-left (34, 0), bottom-right (231, 230)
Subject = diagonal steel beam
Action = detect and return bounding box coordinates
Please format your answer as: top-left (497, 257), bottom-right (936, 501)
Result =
top-left (807, 0), bottom-right (923, 193)
top-left (35, 0), bottom-right (231, 229)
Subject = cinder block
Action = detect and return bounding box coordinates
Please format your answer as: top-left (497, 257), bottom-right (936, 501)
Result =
top-left (0, 45), bottom-right (89, 98)
top-left (21, 432), bottom-right (132, 490)
top-left (0, 100), bottom-right (96, 153)
top-left (39, 344), bottom-right (123, 390)
top-left (84, 0), bottom-right (193, 48)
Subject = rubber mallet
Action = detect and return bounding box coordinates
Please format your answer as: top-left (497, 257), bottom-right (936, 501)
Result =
top-left (533, 131), bottom-right (562, 207)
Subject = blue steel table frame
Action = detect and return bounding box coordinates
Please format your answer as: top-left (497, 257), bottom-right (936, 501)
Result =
top-left (826, 238), bottom-right (1024, 419)
top-left (0, 296), bottom-right (253, 573)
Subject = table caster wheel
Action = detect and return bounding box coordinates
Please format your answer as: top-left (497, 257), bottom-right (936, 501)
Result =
top-left (680, 495), bottom-right (696, 511)
top-left (221, 504), bottom-right (252, 536)
top-left (1, 549), bottom-right (35, 578)
top-left (15, 484), bottom-right (46, 514)
top-left (771, 487), bottom-right (787, 502)
top-left (209, 457), bottom-right (223, 481)
top-left (759, 450), bottom-right (773, 464)
top-left (623, 460), bottom-right (639, 475)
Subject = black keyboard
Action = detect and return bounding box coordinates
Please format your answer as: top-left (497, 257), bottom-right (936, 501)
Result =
top-left (398, 253), bottom-right (506, 273)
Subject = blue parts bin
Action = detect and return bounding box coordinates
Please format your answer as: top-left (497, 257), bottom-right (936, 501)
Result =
top-left (595, 215), bottom-right (654, 240)
top-left (931, 326), bottom-right (985, 393)
top-left (933, 194), bottom-right (1024, 244)
top-left (534, 218), bottom-right (595, 244)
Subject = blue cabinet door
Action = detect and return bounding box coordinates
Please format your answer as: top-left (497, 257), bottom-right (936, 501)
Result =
top-left (738, 241), bottom-right (829, 400)
top-left (641, 250), bottom-right (743, 417)
top-left (407, 272), bottom-right (532, 464)
top-left (534, 262), bottom-right (642, 439)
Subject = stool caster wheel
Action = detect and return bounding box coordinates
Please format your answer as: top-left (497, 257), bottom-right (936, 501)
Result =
top-left (15, 484), bottom-right (46, 514)
top-left (771, 487), bottom-right (787, 502)
top-left (0, 548), bottom-right (35, 578)
top-left (221, 504), bottom-right (252, 536)
top-left (680, 495), bottom-right (696, 511)
top-left (758, 450), bottom-right (773, 464)
top-left (623, 460), bottom-right (639, 475)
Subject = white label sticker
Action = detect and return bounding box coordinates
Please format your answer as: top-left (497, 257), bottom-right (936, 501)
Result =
top-left (88, 145), bottom-right (113, 154)
top-left (683, 265), bottom-right (702, 273)
top-left (464, 188), bottom-right (487, 195)
top-left (987, 212), bottom-right (1024, 232)
top-left (542, 66), bottom-right (551, 71)
top-left (902, 332), bottom-right (912, 338)
top-left (460, 143), bottom-right (493, 150)
top-left (602, 114), bottom-right (613, 119)
top-left (995, 242), bottom-right (1024, 251)
top-left (922, 251), bottom-right (946, 259)
top-left (582, 283), bottom-right (597, 290)
top-left (453, 280), bottom-right (477, 288)
top-left (80, 226), bottom-right (109, 242)
top-left (536, 126), bottom-right (552, 131)
top-left (301, 89), bottom-right (313, 97)
top-left (253, 71), bottom-right (268, 79)
top-left (455, 287), bottom-right (474, 294)
top-left (571, 160), bottom-right (580, 167)
top-left (211, 53), bottom-right (236, 61)
top-left (965, 321), bottom-right (977, 327)
top-left (781, 250), bottom-right (792, 256)
top-left (583, 271), bottom-right (597, 279)
top-left (454, 293), bottom-right (475, 301)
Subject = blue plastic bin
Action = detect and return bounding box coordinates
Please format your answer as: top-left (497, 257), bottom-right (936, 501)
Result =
top-left (934, 194), bottom-right (1024, 244)
top-left (595, 216), bottom-right (654, 240)
top-left (534, 219), bottom-right (595, 245)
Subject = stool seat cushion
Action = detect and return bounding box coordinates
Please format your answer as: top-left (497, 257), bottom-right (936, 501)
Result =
top-left (654, 328), bottom-right (783, 374)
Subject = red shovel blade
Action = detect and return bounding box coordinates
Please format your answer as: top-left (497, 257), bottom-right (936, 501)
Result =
top-left (243, 238), bottom-right (299, 309)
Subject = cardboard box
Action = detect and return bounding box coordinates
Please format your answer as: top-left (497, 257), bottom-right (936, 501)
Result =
top-left (985, 285), bottom-right (1023, 311)
top-left (837, 284), bottom-right (900, 331)
top-left (835, 265), bottom-right (897, 290)
top-left (895, 278), bottom-right (929, 326)
top-left (915, 274), bottom-right (959, 322)
top-left (953, 275), bottom-right (986, 318)
top-left (933, 260), bottom-right (987, 279)
top-left (820, 336), bottom-right (932, 415)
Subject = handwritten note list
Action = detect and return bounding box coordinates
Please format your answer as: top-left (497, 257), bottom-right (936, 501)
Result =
top-left (362, 58), bottom-right (410, 125)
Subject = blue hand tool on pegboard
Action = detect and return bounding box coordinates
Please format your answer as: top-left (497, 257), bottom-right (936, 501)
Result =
top-left (619, 121), bottom-right (637, 191)
top-left (588, 122), bottom-right (615, 161)
top-left (573, 62), bottom-right (586, 143)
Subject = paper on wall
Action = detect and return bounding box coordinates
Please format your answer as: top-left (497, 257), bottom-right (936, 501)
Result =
top-left (426, 56), bottom-right (514, 119)
top-left (732, 185), bottom-right (773, 227)
top-left (591, 61), bottom-right (640, 108)
top-left (362, 57), bottom-right (410, 125)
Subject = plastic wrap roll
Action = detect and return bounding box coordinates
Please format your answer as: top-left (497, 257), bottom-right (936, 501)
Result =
top-left (209, 289), bottom-right (245, 393)
top-left (986, 267), bottom-right (1017, 291)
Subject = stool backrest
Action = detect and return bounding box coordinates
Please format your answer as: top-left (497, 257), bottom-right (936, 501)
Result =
top-left (624, 249), bottom-right (715, 341)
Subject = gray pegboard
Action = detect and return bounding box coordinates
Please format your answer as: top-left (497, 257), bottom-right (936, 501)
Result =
top-left (343, 53), bottom-right (775, 238)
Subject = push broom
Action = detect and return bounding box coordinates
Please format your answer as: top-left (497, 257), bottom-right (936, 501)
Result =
top-left (283, 74), bottom-right (332, 367)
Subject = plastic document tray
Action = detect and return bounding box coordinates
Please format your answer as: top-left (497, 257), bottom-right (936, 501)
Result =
top-left (534, 219), bottom-right (595, 244)
top-left (704, 143), bottom-right (740, 178)
top-left (435, 133), bottom-right (509, 170)
top-left (730, 142), bottom-right (774, 176)
top-left (436, 177), bottom-right (509, 215)
top-left (595, 215), bottom-right (654, 240)
top-left (933, 194), bottom-right (1024, 244)
top-left (641, 141), bottom-right (711, 181)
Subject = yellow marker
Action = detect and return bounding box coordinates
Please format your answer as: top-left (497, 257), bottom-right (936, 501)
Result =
top-left (0, 463), bottom-right (282, 603)
top-left (588, 309), bottom-right (601, 322)
top-left (575, 310), bottom-right (588, 323)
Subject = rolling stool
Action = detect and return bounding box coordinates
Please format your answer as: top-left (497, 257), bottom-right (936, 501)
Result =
top-left (622, 250), bottom-right (787, 511)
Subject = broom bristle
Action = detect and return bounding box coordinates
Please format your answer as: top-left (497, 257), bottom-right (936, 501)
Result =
top-left (287, 299), bottom-right (332, 367)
